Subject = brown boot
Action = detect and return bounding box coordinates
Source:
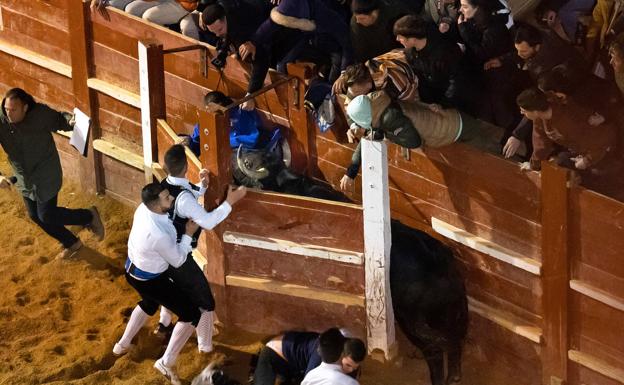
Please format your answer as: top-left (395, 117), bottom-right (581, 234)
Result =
top-left (59, 239), bottom-right (83, 259)
top-left (87, 206), bottom-right (105, 241)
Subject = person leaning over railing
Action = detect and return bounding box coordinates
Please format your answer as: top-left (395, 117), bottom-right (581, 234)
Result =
top-left (200, 0), bottom-right (272, 111)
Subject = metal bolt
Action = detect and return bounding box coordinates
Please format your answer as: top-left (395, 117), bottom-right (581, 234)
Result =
top-left (203, 144), bottom-right (209, 151)
top-left (203, 128), bottom-right (209, 136)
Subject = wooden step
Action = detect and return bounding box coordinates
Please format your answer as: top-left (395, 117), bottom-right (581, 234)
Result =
top-left (568, 349), bottom-right (624, 383)
top-left (0, 39), bottom-right (71, 77)
top-left (225, 274), bottom-right (365, 308)
top-left (93, 139), bottom-right (143, 170)
top-left (87, 77), bottom-right (140, 108)
top-left (223, 231), bottom-right (364, 265)
top-left (432, 217), bottom-right (542, 276)
top-left (468, 296), bottom-right (543, 344)
top-left (570, 280), bottom-right (624, 312)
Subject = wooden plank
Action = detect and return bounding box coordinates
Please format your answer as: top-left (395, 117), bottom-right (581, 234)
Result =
top-left (540, 162), bottom-right (570, 385)
top-left (570, 280), bottom-right (624, 312)
top-left (224, 243), bottom-right (365, 295)
top-left (361, 139), bottom-right (396, 359)
top-left (226, 286), bottom-right (366, 338)
top-left (226, 275), bottom-right (365, 307)
top-left (0, 7), bottom-right (69, 50)
top-left (0, 0), bottom-right (69, 32)
top-left (569, 362), bottom-right (624, 385)
top-left (569, 187), bottom-right (624, 281)
top-left (0, 39), bottom-right (71, 77)
top-left (223, 231), bottom-right (363, 264)
top-left (568, 350), bottom-right (624, 383)
top-left (432, 217), bottom-right (542, 275)
top-left (93, 139), bottom-right (143, 170)
top-left (101, 155), bottom-right (144, 205)
top-left (570, 292), bottom-right (624, 358)
top-left (573, 262), bottom-right (624, 304)
top-left (88, 78), bottom-right (140, 108)
top-left (156, 119), bottom-right (202, 171)
top-left (68, 0), bottom-right (103, 194)
top-left (468, 297), bottom-right (543, 344)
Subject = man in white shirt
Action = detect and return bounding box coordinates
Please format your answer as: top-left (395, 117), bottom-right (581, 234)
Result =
top-left (113, 181), bottom-right (244, 385)
top-left (301, 328), bottom-right (362, 385)
top-left (155, 144), bottom-right (246, 354)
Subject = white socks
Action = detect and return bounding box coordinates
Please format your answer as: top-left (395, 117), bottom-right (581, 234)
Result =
top-left (116, 305), bottom-right (150, 349)
top-left (161, 321), bottom-right (195, 367)
top-left (196, 311), bottom-right (214, 353)
top-left (159, 306), bottom-right (173, 327)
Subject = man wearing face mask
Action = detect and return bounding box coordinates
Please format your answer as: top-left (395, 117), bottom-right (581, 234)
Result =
top-left (0, 88), bottom-right (105, 259)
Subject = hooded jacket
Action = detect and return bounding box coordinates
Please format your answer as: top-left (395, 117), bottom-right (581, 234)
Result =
top-left (0, 100), bottom-right (72, 202)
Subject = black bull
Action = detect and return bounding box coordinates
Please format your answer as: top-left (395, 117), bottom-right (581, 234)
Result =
top-left (234, 147), bottom-right (469, 385)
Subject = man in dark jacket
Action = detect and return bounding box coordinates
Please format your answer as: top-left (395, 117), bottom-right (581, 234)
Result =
top-left (393, 15), bottom-right (471, 110)
top-left (485, 23), bottom-right (589, 158)
top-left (0, 88), bottom-right (104, 258)
top-left (201, 0), bottom-right (271, 109)
top-left (350, 0), bottom-right (408, 63)
top-left (253, 329), bottom-right (366, 385)
top-left (251, 0), bottom-right (354, 83)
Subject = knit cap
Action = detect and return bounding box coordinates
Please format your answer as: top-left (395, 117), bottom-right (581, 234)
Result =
top-left (347, 95), bottom-right (373, 129)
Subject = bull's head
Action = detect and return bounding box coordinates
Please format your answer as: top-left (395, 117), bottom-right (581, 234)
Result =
top-left (235, 141), bottom-right (291, 182)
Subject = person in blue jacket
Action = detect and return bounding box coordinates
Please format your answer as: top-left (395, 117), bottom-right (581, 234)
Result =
top-left (182, 91), bottom-right (262, 156)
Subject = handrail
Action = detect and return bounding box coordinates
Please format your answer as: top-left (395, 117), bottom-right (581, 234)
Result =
top-left (212, 75), bottom-right (298, 113)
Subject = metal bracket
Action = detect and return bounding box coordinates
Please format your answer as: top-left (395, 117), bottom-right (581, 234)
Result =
top-left (401, 147), bottom-right (411, 161)
top-left (292, 78), bottom-right (300, 108)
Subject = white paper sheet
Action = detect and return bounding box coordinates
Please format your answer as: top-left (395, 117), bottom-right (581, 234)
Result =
top-left (69, 108), bottom-right (91, 156)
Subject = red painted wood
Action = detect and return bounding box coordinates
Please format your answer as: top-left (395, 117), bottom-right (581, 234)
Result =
top-left (225, 244), bottom-right (365, 295)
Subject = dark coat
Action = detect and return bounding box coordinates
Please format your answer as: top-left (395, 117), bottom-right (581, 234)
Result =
top-left (0, 101), bottom-right (72, 202)
top-left (350, 0), bottom-right (408, 63)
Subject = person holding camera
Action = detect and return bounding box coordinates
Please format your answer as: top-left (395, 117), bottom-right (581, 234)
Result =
top-left (200, 0), bottom-right (272, 110)
top-left (0, 88), bottom-right (105, 259)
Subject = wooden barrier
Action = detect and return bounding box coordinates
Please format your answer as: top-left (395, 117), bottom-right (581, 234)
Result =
top-left (3, 1), bottom-right (624, 383)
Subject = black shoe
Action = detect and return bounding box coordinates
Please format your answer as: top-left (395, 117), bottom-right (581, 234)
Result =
top-left (153, 322), bottom-right (174, 342)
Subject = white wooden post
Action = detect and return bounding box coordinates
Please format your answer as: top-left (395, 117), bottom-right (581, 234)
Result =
top-left (138, 40), bottom-right (165, 183)
top-left (361, 138), bottom-right (397, 360)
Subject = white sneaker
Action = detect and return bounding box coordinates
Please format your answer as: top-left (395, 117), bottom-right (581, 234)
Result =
top-left (112, 343), bottom-right (129, 356)
top-left (154, 358), bottom-right (182, 385)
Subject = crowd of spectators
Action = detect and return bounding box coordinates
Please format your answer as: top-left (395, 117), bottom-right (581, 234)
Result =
top-left (92, 0), bottom-right (624, 199)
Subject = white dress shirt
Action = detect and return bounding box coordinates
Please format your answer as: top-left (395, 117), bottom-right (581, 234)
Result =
top-left (301, 363), bottom-right (360, 385)
top-left (166, 175), bottom-right (232, 230)
top-left (127, 203), bottom-right (193, 274)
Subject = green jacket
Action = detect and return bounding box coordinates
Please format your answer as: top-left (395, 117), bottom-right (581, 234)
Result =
top-left (0, 101), bottom-right (72, 202)
top-left (346, 94), bottom-right (422, 178)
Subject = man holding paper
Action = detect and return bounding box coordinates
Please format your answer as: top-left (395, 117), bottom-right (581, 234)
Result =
top-left (0, 88), bottom-right (105, 258)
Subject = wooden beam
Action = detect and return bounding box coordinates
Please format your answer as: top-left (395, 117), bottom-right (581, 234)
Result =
top-left (431, 217), bottom-right (542, 275)
top-left (568, 350), bottom-right (624, 383)
top-left (92, 139), bottom-right (143, 170)
top-left (151, 162), bottom-right (167, 181)
top-left (67, 0), bottom-right (104, 194)
top-left (286, 63), bottom-right (312, 174)
top-left (468, 297), bottom-right (543, 344)
top-left (138, 40), bottom-right (166, 183)
top-left (569, 280), bottom-right (624, 312)
top-left (156, 118), bottom-right (202, 171)
top-left (223, 231), bottom-right (363, 264)
top-left (87, 78), bottom-right (140, 108)
top-left (0, 39), bottom-right (72, 78)
top-left (540, 162), bottom-right (570, 385)
top-left (361, 139), bottom-right (397, 360)
top-left (226, 274), bottom-right (365, 307)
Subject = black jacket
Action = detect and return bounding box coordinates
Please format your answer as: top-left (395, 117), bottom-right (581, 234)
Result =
top-left (218, 0), bottom-right (272, 93)
top-left (404, 34), bottom-right (466, 108)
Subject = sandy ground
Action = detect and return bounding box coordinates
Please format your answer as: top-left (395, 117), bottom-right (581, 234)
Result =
top-left (0, 151), bottom-right (509, 385)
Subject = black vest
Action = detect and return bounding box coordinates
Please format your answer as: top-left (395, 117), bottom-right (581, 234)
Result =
top-left (161, 179), bottom-right (202, 248)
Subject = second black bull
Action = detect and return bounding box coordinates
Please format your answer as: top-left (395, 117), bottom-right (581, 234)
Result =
top-left (234, 146), bottom-right (469, 385)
